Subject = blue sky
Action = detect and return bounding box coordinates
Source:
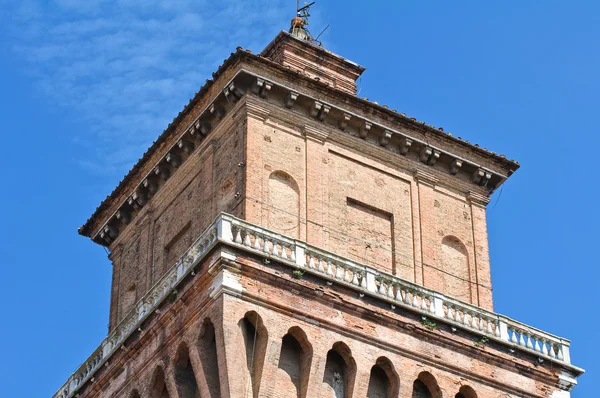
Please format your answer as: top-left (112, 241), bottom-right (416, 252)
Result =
top-left (0, 1), bottom-right (597, 397)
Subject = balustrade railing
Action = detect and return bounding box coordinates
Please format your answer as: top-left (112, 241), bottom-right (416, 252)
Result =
top-left (54, 213), bottom-right (572, 398)
top-left (225, 214), bottom-right (571, 365)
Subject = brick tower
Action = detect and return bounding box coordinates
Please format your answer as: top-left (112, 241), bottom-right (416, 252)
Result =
top-left (54, 14), bottom-right (583, 398)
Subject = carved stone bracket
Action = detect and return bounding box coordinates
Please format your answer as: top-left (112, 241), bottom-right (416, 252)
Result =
top-left (472, 168), bottom-right (491, 187)
top-left (209, 103), bottom-right (225, 119)
top-left (143, 178), bottom-right (158, 194)
top-left (177, 139), bottom-right (194, 153)
top-left (166, 153), bottom-right (181, 168)
top-left (154, 165), bottom-right (170, 181)
top-left (399, 137), bottom-right (412, 155)
top-left (339, 113), bottom-right (351, 131)
top-left (450, 159), bottom-right (463, 175)
top-left (379, 130), bottom-right (392, 147)
top-left (419, 147), bottom-right (440, 166)
top-left (284, 91), bottom-right (299, 109)
top-left (359, 121), bottom-right (372, 139)
top-left (256, 78), bottom-right (273, 98)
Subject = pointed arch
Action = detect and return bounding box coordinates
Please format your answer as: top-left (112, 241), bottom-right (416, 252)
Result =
top-left (411, 372), bottom-right (442, 398)
top-left (268, 170), bottom-right (300, 238)
top-left (174, 342), bottom-right (200, 398)
top-left (366, 357), bottom-right (400, 398)
top-left (273, 326), bottom-right (313, 398)
top-left (456, 385), bottom-right (478, 398)
top-left (150, 367), bottom-right (171, 398)
top-left (322, 342), bottom-right (357, 398)
top-left (238, 311), bottom-right (269, 398)
top-left (198, 318), bottom-right (221, 397)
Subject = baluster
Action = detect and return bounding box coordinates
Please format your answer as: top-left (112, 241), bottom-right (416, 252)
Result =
top-left (403, 288), bottom-right (411, 305)
top-left (360, 272), bottom-right (367, 289)
top-left (234, 227), bottom-right (242, 244)
top-left (243, 230), bottom-right (251, 247)
top-left (351, 269), bottom-right (359, 285)
top-left (518, 331), bottom-right (526, 347)
top-left (378, 279), bottom-right (386, 295)
top-left (509, 328), bottom-right (516, 344)
top-left (543, 340), bottom-right (550, 356)
top-left (387, 282), bottom-right (394, 298)
top-left (253, 233), bottom-right (261, 250)
top-left (272, 241), bottom-right (280, 256)
top-left (281, 244), bottom-right (288, 260)
top-left (447, 305), bottom-right (455, 321)
top-left (309, 255), bottom-right (316, 269)
top-left (549, 343), bottom-right (557, 358)
top-left (344, 266), bottom-right (352, 282)
top-left (290, 246), bottom-right (296, 262)
top-left (534, 339), bottom-right (542, 353)
top-left (412, 291), bottom-right (419, 308)
top-left (394, 284), bottom-right (402, 301)
top-left (326, 259), bottom-right (334, 276)
top-left (335, 263), bottom-right (344, 280)
top-left (526, 332), bottom-right (534, 349)
top-left (420, 294), bottom-right (427, 311)
top-left (429, 296), bottom-right (435, 313)
top-left (462, 309), bottom-right (470, 326)
top-left (486, 318), bottom-right (493, 335)
top-left (557, 344), bottom-right (564, 360)
top-left (318, 257), bottom-right (326, 273)
top-left (263, 237), bottom-right (271, 253)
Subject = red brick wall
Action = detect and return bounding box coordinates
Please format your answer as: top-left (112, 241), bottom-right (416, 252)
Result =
top-left (243, 98), bottom-right (493, 309)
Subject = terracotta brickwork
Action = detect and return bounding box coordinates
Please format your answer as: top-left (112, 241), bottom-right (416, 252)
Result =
top-left (243, 96), bottom-right (493, 309)
top-left (62, 28), bottom-right (582, 398)
top-left (72, 251), bottom-right (568, 398)
top-left (106, 103), bottom-right (247, 330)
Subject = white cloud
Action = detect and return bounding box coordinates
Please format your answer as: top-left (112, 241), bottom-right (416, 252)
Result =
top-left (5, 0), bottom-right (289, 177)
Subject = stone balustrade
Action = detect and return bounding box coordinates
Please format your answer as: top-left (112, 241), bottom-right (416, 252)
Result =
top-left (54, 213), bottom-right (572, 398)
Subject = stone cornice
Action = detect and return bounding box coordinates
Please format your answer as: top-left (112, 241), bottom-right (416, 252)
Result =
top-left (84, 67), bottom-right (518, 246)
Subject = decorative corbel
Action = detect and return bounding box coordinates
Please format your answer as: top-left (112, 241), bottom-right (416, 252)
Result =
top-left (116, 210), bottom-right (131, 224)
top-left (450, 159), bottom-right (463, 175)
top-left (228, 82), bottom-right (244, 99)
top-left (359, 121), bottom-right (372, 139)
top-left (399, 137), bottom-right (413, 155)
top-left (284, 91), bottom-right (299, 109)
top-left (128, 191), bottom-right (146, 209)
top-left (310, 101), bottom-right (322, 118)
top-left (209, 103), bottom-right (225, 119)
top-left (472, 168), bottom-right (491, 186)
top-left (379, 130), bottom-right (393, 147)
top-left (419, 147), bottom-right (440, 166)
top-left (100, 225), bottom-right (117, 244)
top-left (177, 139), bottom-right (194, 154)
top-left (166, 152), bottom-right (181, 168)
top-left (154, 165), bottom-right (170, 180)
top-left (143, 178), bottom-right (158, 193)
top-left (256, 78), bottom-right (272, 98)
top-left (339, 113), bottom-right (351, 131)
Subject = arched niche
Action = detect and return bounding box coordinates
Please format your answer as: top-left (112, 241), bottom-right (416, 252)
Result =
top-left (411, 371), bottom-right (442, 398)
top-left (456, 385), bottom-right (478, 398)
top-left (322, 342), bottom-right (357, 398)
top-left (274, 327), bottom-right (313, 398)
top-left (174, 342), bottom-right (200, 398)
top-left (198, 318), bottom-right (221, 397)
top-left (238, 311), bottom-right (269, 397)
top-left (366, 356), bottom-right (400, 398)
top-left (268, 170), bottom-right (300, 238)
top-left (440, 235), bottom-right (471, 302)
